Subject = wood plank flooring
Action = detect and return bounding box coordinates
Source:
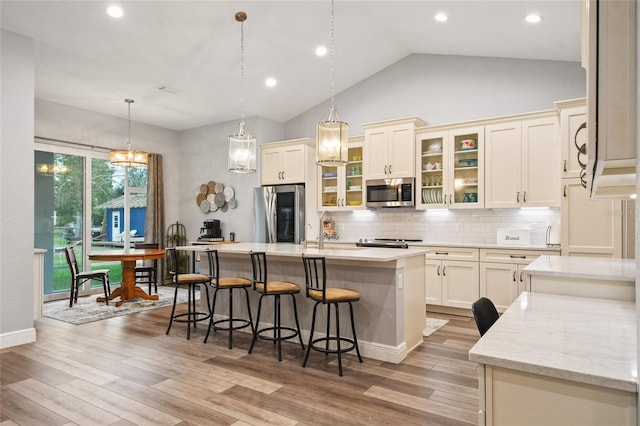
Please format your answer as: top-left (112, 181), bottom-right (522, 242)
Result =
top-left (1, 300), bottom-right (481, 425)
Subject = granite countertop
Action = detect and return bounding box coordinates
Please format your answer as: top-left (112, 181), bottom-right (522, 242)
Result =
top-left (523, 255), bottom-right (636, 281)
top-left (469, 292), bottom-right (637, 392)
top-left (322, 240), bottom-right (559, 251)
top-left (175, 242), bottom-right (428, 262)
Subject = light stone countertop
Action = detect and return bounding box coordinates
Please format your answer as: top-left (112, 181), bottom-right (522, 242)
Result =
top-left (469, 292), bottom-right (637, 392)
top-left (313, 240), bottom-right (560, 252)
top-left (176, 242), bottom-right (428, 262)
top-left (523, 255), bottom-right (636, 281)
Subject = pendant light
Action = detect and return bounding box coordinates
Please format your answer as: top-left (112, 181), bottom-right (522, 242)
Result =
top-left (316, 0), bottom-right (348, 166)
top-left (228, 11), bottom-right (257, 174)
top-left (109, 99), bottom-right (148, 167)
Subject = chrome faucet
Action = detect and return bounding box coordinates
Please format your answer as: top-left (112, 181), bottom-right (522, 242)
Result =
top-left (319, 211), bottom-right (327, 249)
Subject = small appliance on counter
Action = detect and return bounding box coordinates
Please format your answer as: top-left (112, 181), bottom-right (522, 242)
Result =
top-left (355, 238), bottom-right (422, 249)
top-left (198, 219), bottom-right (224, 242)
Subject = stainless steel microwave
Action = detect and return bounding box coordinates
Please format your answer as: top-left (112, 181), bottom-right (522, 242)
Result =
top-left (366, 177), bottom-right (414, 208)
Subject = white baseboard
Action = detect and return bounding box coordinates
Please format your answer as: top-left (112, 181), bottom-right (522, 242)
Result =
top-left (0, 327), bottom-right (36, 349)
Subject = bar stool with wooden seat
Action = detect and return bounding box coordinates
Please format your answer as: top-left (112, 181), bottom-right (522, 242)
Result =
top-left (165, 247), bottom-right (211, 340)
top-left (301, 254), bottom-right (362, 376)
top-left (134, 242), bottom-right (159, 294)
top-left (203, 249), bottom-right (254, 349)
top-left (248, 251), bottom-right (305, 361)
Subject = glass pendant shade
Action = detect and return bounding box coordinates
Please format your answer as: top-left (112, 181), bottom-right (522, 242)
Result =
top-left (109, 149), bottom-right (148, 168)
top-left (228, 121), bottom-right (257, 173)
top-left (316, 108), bottom-right (348, 166)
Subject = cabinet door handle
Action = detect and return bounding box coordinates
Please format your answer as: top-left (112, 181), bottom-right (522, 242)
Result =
top-left (437, 265), bottom-right (441, 276)
top-left (384, 165), bottom-right (388, 174)
top-left (435, 252), bottom-right (448, 255)
top-left (443, 194), bottom-right (447, 204)
top-left (281, 171), bottom-right (285, 180)
top-left (512, 271), bottom-right (517, 282)
top-left (449, 194), bottom-right (453, 205)
top-left (388, 164), bottom-right (392, 174)
top-left (563, 160), bottom-right (567, 172)
top-left (523, 191), bottom-right (527, 203)
top-left (563, 185), bottom-right (567, 197)
top-left (516, 191), bottom-right (520, 202)
top-left (510, 255), bottom-right (526, 259)
top-left (519, 271), bottom-right (524, 282)
top-left (442, 266), bottom-right (446, 276)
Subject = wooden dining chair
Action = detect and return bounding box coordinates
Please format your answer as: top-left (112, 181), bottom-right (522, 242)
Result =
top-left (65, 246), bottom-right (111, 307)
top-left (134, 242), bottom-right (159, 294)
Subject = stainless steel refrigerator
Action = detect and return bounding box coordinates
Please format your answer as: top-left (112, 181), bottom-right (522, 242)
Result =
top-left (253, 185), bottom-right (305, 244)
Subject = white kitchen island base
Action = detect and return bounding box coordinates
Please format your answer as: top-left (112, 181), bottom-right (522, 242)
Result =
top-left (180, 243), bottom-right (427, 364)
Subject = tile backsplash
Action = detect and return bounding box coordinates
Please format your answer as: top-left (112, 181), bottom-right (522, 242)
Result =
top-left (326, 208), bottom-right (561, 246)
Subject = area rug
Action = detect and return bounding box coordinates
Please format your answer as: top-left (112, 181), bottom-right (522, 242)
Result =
top-left (43, 286), bottom-right (195, 325)
top-left (423, 318), bottom-right (449, 337)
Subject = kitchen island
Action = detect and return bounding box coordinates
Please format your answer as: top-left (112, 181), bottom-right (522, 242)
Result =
top-left (469, 292), bottom-right (637, 426)
top-left (524, 255), bottom-right (635, 301)
top-left (176, 242), bottom-right (428, 363)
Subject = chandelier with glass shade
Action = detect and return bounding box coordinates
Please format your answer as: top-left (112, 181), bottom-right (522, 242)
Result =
top-left (228, 11), bottom-right (257, 174)
top-left (316, 0), bottom-right (348, 166)
top-left (109, 98), bottom-right (148, 168)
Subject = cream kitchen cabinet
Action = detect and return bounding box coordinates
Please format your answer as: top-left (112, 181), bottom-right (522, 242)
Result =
top-left (561, 177), bottom-right (623, 258)
top-left (583, 0), bottom-right (636, 198)
top-left (556, 98), bottom-right (587, 180)
top-left (425, 247), bottom-right (479, 309)
top-left (318, 136), bottom-right (365, 210)
top-left (416, 125), bottom-right (484, 210)
top-left (479, 248), bottom-right (556, 313)
top-left (363, 116), bottom-right (426, 180)
top-left (260, 138), bottom-right (314, 186)
top-left (485, 114), bottom-right (560, 208)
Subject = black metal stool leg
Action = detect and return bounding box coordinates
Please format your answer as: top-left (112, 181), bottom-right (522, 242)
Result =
top-left (275, 295), bottom-right (282, 361)
top-left (228, 288), bottom-right (234, 349)
top-left (290, 293), bottom-right (305, 349)
top-left (248, 294), bottom-right (264, 354)
top-left (204, 287), bottom-right (219, 343)
top-left (349, 302), bottom-right (363, 362)
top-left (243, 287), bottom-right (254, 335)
top-left (335, 303), bottom-right (343, 376)
top-left (303, 301), bottom-right (320, 368)
top-left (166, 285), bottom-right (180, 335)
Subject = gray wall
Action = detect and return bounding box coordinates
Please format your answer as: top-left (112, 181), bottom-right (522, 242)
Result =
top-left (1, 30), bottom-right (35, 345)
top-left (285, 54), bottom-right (586, 139)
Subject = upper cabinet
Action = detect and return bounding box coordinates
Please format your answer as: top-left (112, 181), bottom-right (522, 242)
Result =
top-left (260, 138), bottom-right (315, 186)
top-left (363, 117), bottom-right (426, 180)
top-left (318, 136), bottom-right (365, 211)
top-left (556, 98), bottom-right (587, 180)
top-left (583, 0), bottom-right (636, 198)
top-left (485, 113), bottom-right (560, 208)
top-left (416, 125), bottom-right (484, 210)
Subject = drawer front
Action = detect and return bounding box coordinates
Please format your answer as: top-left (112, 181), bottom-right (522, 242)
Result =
top-left (425, 247), bottom-right (479, 262)
top-left (479, 249), bottom-right (557, 264)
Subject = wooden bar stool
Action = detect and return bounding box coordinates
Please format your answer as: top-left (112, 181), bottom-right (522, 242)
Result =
top-left (248, 251), bottom-right (305, 361)
top-left (301, 254), bottom-right (362, 376)
top-left (203, 249), bottom-right (254, 349)
top-left (165, 247), bottom-right (211, 340)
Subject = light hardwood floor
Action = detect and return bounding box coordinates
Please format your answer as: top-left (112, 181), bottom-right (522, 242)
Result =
top-left (1, 299), bottom-right (480, 426)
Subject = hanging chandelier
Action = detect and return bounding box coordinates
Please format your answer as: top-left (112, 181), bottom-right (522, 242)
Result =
top-left (228, 11), bottom-right (257, 174)
top-left (109, 98), bottom-right (148, 168)
top-left (316, 0), bottom-right (348, 166)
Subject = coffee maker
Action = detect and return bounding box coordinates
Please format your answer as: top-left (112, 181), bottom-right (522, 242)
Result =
top-left (198, 219), bottom-right (223, 242)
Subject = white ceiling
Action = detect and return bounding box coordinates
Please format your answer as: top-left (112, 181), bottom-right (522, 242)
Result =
top-left (1, 1), bottom-right (581, 131)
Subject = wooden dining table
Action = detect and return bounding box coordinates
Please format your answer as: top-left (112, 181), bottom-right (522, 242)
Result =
top-left (89, 248), bottom-right (166, 307)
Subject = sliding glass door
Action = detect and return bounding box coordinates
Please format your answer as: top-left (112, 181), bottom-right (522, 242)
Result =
top-left (35, 143), bottom-right (146, 302)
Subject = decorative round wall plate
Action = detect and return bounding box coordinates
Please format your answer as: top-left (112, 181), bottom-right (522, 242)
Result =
top-left (220, 203), bottom-right (229, 212)
top-left (207, 181), bottom-right (216, 193)
top-left (228, 198), bottom-right (237, 209)
top-left (214, 182), bottom-right (224, 194)
top-left (209, 203), bottom-right (219, 212)
top-left (214, 192), bottom-right (226, 207)
top-left (200, 184), bottom-right (208, 195)
top-left (196, 193), bottom-right (206, 206)
top-left (206, 194), bottom-right (216, 205)
top-left (223, 186), bottom-right (235, 201)
top-left (200, 199), bottom-right (210, 213)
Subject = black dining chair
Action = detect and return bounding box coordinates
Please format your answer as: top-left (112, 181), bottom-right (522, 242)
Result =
top-left (134, 242), bottom-right (159, 294)
top-left (65, 246), bottom-right (111, 307)
top-left (471, 297), bottom-right (499, 337)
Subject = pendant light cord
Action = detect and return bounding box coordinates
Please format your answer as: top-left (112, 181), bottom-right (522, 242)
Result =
top-left (329, 0), bottom-right (336, 114)
top-left (125, 98), bottom-right (134, 150)
top-left (240, 16), bottom-right (245, 124)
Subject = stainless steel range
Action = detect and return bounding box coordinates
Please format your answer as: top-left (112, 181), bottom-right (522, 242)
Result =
top-left (355, 238), bottom-right (422, 249)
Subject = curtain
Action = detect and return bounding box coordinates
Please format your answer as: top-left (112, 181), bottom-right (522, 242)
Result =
top-left (144, 153), bottom-right (166, 283)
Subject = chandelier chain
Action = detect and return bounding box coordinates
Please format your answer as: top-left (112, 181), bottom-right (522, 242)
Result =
top-left (329, 0), bottom-right (336, 112)
top-left (240, 18), bottom-right (245, 123)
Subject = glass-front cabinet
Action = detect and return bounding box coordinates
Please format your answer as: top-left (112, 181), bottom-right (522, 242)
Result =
top-left (318, 136), bottom-right (365, 211)
top-left (416, 126), bottom-right (484, 210)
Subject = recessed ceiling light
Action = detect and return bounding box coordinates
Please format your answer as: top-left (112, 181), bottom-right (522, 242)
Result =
top-left (434, 13), bottom-right (448, 22)
top-left (525, 13), bottom-right (542, 23)
top-left (107, 5), bottom-right (124, 18)
top-left (315, 46), bottom-right (328, 57)
top-left (265, 77), bottom-right (277, 88)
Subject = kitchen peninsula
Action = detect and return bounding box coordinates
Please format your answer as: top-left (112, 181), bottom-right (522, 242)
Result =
top-left (176, 242), bottom-right (427, 363)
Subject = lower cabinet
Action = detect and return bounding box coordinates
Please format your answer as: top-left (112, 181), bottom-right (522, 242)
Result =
top-left (425, 247), bottom-right (479, 309)
top-left (479, 249), bottom-right (558, 313)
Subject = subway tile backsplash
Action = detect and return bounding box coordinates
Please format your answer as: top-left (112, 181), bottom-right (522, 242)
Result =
top-left (328, 208), bottom-right (561, 246)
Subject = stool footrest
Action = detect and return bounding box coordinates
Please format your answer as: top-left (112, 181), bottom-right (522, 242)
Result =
top-left (255, 325), bottom-right (300, 343)
top-left (171, 311), bottom-right (210, 324)
top-left (211, 318), bottom-right (252, 332)
top-left (309, 336), bottom-right (357, 355)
